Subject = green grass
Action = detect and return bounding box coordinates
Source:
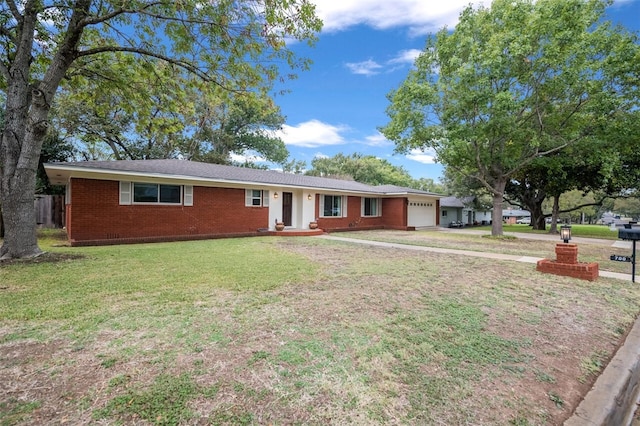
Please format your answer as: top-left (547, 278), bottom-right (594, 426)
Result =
top-left (500, 224), bottom-right (620, 239)
top-left (0, 399), bottom-right (41, 426)
top-left (93, 373), bottom-right (204, 424)
top-left (2, 231), bottom-right (640, 425)
top-left (0, 237), bottom-right (314, 325)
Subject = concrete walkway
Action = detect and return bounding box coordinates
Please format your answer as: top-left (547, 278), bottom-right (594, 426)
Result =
top-left (319, 232), bottom-right (634, 282)
top-left (318, 230), bottom-right (640, 425)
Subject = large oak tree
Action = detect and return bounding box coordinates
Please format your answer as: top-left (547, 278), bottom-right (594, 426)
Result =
top-left (0, 0), bottom-right (321, 259)
top-left (381, 0), bottom-right (640, 236)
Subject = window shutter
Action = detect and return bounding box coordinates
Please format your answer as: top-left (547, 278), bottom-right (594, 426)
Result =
top-left (378, 198), bottom-right (382, 216)
top-left (342, 196), bottom-right (348, 217)
top-left (245, 189), bottom-right (253, 206)
top-left (319, 195), bottom-right (325, 216)
top-left (262, 190), bottom-right (269, 207)
top-left (184, 185), bottom-right (193, 206)
top-left (119, 181), bottom-right (132, 205)
top-left (65, 182), bottom-right (71, 205)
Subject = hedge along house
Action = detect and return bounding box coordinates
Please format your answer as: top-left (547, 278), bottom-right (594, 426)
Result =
top-left (45, 159), bottom-right (442, 246)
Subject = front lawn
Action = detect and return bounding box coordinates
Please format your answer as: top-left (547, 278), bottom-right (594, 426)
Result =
top-left (502, 223), bottom-right (620, 239)
top-left (1, 232), bottom-right (639, 425)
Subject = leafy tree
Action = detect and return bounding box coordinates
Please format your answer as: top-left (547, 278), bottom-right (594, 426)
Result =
top-left (184, 91), bottom-right (289, 165)
top-left (55, 59), bottom-right (290, 165)
top-left (306, 153), bottom-right (409, 186)
top-left (381, 0), bottom-right (640, 236)
top-left (305, 153), bottom-right (445, 191)
top-left (506, 107), bottom-right (640, 232)
top-left (37, 131), bottom-right (76, 195)
top-left (0, 0), bottom-right (321, 259)
top-left (281, 159), bottom-right (307, 174)
top-left (54, 56), bottom-right (191, 160)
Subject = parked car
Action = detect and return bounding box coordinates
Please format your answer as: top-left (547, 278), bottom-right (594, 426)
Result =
top-left (516, 217), bottom-right (531, 224)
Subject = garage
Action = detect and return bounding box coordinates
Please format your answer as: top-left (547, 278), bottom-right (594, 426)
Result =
top-left (407, 199), bottom-right (436, 228)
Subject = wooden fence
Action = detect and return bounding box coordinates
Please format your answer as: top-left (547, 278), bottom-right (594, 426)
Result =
top-left (35, 194), bottom-right (65, 228)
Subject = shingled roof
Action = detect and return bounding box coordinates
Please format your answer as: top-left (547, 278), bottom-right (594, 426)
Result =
top-left (45, 159), bottom-right (442, 197)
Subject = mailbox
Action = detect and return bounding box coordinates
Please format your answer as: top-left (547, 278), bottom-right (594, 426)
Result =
top-left (618, 228), bottom-right (640, 241)
top-left (618, 227), bottom-right (640, 282)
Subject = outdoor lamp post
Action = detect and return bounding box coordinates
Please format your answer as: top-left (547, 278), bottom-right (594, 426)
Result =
top-left (560, 225), bottom-right (572, 243)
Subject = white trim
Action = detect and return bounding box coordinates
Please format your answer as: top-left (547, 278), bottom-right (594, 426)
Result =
top-left (65, 181), bottom-right (71, 205)
top-left (119, 181), bottom-right (132, 205)
top-left (361, 197), bottom-right (381, 217)
top-left (184, 185), bottom-right (193, 206)
top-left (245, 188), bottom-right (268, 207)
top-left (320, 194), bottom-right (347, 218)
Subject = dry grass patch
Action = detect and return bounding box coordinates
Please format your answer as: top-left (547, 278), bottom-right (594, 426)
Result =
top-left (1, 233), bottom-right (639, 425)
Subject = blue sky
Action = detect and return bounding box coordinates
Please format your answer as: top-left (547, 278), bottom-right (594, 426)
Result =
top-left (259, 0), bottom-right (640, 183)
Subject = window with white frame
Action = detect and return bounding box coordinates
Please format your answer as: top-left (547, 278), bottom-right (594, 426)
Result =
top-left (133, 183), bottom-right (181, 203)
top-left (119, 181), bottom-right (192, 205)
top-left (320, 195), bottom-right (346, 217)
top-left (245, 189), bottom-right (269, 207)
top-left (362, 197), bottom-right (381, 217)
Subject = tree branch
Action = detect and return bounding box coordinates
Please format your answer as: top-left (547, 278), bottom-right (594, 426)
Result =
top-left (6, 0), bottom-right (22, 22)
top-left (78, 2), bottom-right (163, 27)
top-left (75, 45), bottom-right (236, 92)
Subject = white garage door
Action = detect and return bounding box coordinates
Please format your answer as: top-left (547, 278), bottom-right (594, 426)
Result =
top-left (407, 199), bottom-right (436, 227)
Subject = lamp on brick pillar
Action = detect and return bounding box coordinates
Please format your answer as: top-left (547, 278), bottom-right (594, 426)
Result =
top-left (537, 224), bottom-right (598, 281)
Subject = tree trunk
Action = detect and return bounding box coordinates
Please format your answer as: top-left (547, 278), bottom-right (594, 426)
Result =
top-left (490, 179), bottom-right (507, 236)
top-left (1, 90), bottom-right (50, 259)
top-left (531, 202), bottom-right (546, 231)
top-left (1, 1), bottom-right (88, 259)
top-left (549, 194), bottom-right (561, 234)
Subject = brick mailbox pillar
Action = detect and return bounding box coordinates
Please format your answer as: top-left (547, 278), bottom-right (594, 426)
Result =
top-left (536, 243), bottom-right (599, 281)
top-left (555, 244), bottom-right (578, 264)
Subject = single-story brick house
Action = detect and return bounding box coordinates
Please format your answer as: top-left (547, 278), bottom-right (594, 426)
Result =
top-left (44, 159), bottom-right (442, 246)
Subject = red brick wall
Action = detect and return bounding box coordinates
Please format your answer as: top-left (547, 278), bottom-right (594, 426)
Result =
top-left (68, 178), bottom-right (269, 244)
top-left (382, 198), bottom-right (407, 229)
top-left (315, 196), bottom-right (409, 231)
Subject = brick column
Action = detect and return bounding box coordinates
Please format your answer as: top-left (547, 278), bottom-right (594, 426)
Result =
top-left (555, 244), bottom-right (578, 264)
top-left (536, 243), bottom-right (599, 281)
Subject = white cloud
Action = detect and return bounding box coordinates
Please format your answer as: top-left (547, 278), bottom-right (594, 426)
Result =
top-left (388, 49), bottom-right (422, 65)
top-left (406, 148), bottom-right (437, 164)
top-left (364, 132), bottom-right (393, 147)
top-left (346, 49), bottom-right (423, 75)
top-left (230, 152), bottom-right (267, 164)
top-left (313, 0), bottom-right (490, 34)
top-left (345, 59), bottom-right (383, 76)
top-left (276, 119), bottom-right (349, 148)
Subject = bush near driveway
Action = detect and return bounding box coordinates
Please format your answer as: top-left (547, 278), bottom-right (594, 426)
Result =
top-left (1, 231), bottom-right (639, 425)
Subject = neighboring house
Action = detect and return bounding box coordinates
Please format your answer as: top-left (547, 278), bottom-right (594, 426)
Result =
top-left (503, 209), bottom-right (531, 225)
top-left (439, 196), bottom-right (492, 227)
top-left (44, 159), bottom-right (442, 246)
top-left (440, 196), bottom-right (465, 227)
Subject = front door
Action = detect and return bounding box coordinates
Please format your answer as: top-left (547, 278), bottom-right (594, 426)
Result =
top-left (282, 192), bottom-right (293, 226)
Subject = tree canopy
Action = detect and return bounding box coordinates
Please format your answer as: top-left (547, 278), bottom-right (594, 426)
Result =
top-left (54, 57), bottom-right (290, 165)
top-left (305, 153), bottom-right (444, 192)
top-left (0, 0), bottom-right (322, 259)
top-left (381, 0), bottom-right (640, 236)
